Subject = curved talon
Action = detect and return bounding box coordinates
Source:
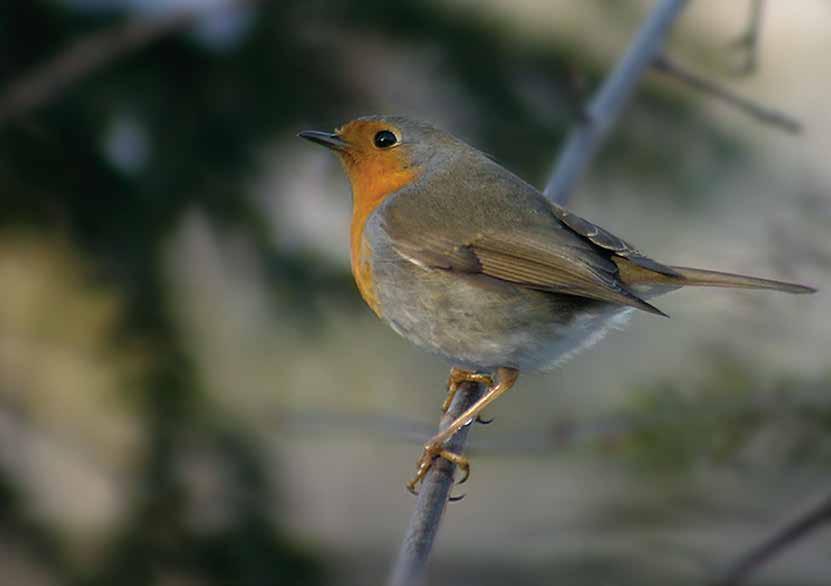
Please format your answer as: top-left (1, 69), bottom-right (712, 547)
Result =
top-left (436, 449), bottom-right (470, 485)
top-left (448, 492), bottom-right (466, 502)
top-left (410, 367), bottom-right (520, 495)
top-left (475, 415), bottom-right (494, 425)
top-left (406, 454), bottom-right (434, 495)
top-left (405, 446), bottom-right (472, 494)
top-left (450, 454), bottom-right (470, 485)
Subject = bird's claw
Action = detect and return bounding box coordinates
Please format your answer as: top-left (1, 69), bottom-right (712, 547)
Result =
top-left (405, 442), bottom-right (471, 495)
top-left (442, 369), bottom-right (494, 413)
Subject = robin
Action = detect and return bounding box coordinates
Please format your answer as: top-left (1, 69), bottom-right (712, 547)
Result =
top-left (298, 115), bottom-right (815, 493)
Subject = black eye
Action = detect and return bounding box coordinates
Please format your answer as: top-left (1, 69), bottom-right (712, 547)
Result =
top-left (373, 130), bottom-right (398, 148)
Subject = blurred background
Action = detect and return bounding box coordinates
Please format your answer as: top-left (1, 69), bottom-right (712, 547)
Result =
top-left (1, 1), bottom-right (829, 584)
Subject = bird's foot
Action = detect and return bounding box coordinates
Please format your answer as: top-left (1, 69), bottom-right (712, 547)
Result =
top-left (406, 441), bottom-right (470, 496)
top-left (408, 367), bottom-right (519, 496)
top-left (442, 368), bottom-right (494, 413)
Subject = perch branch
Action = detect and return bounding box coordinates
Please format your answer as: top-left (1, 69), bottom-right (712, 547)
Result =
top-left (713, 492), bottom-right (831, 586)
top-left (390, 1), bottom-right (690, 584)
top-left (653, 55), bottom-right (801, 134)
top-left (544, 0), bottom-right (690, 206)
top-left (388, 382), bottom-right (485, 586)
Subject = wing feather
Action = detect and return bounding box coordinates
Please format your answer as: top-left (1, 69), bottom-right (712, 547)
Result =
top-left (548, 203), bottom-right (680, 277)
top-left (377, 182), bottom-right (669, 316)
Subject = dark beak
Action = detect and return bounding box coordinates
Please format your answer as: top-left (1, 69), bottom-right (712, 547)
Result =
top-left (297, 130), bottom-right (349, 151)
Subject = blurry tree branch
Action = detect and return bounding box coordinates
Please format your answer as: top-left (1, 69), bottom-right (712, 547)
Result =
top-left (389, 382), bottom-right (485, 586)
top-left (730, 0), bottom-right (766, 76)
top-left (390, 1), bottom-right (690, 584)
top-left (652, 55), bottom-right (801, 134)
top-left (544, 0), bottom-right (689, 206)
top-left (714, 492), bottom-right (831, 586)
top-left (0, 0), bottom-right (262, 127)
top-left (280, 408), bottom-right (610, 454)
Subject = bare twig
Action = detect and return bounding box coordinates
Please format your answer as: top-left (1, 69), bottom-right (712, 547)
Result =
top-left (390, 1), bottom-right (691, 583)
top-left (653, 55), bottom-right (801, 134)
top-left (388, 382), bottom-right (485, 586)
top-left (0, 0), bottom-right (260, 126)
top-left (0, 13), bottom-right (194, 125)
top-left (713, 492), bottom-right (831, 586)
top-left (544, 0), bottom-right (690, 206)
top-left (730, 0), bottom-right (766, 76)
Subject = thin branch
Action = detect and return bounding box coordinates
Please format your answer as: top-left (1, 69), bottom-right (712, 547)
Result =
top-left (390, 1), bottom-right (691, 583)
top-left (388, 381), bottom-right (485, 586)
top-left (544, 0), bottom-right (690, 206)
top-left (713, 492), bottom-right (831, 586)
top-left (0, 0), bottom-right (261, 127)
top-left (730, 0), bottom-right (766, 76)
top-left (653, 55), bottom-right (801, 134)
top-left (0, 13), bottom-right (193, 125)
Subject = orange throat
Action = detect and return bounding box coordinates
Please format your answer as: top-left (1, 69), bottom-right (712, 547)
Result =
top-left (343, 155), bottom-right (418, 318)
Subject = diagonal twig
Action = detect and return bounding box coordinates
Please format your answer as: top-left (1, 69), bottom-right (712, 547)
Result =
top-left (389, 1), bottom-right (691, 584)
top-left (713, 492), bottom-right (831, 586)
top-left (653, 55), bottom-right (801, 134)
top-left (388, 382), bottom-right (485, 586)
top-left (730, 0), bottom-right (766, 77)
top-left (0, 0), bottom-right (262, 127)
top-left (544, 0), bottom-right (690, 206)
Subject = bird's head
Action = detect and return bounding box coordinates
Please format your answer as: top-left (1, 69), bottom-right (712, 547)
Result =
top-left (299, 115), bottom-right (454, 210)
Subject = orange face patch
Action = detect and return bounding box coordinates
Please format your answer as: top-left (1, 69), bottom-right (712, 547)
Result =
top-left (333, 120), bottom-right (420, 317)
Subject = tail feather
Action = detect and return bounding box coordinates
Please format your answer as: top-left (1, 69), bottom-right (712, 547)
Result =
top-left (668, 266), bottom-right (816, 294)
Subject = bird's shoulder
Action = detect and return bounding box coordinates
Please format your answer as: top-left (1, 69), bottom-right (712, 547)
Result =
top-left (376, 151), bottom-right (556, 237)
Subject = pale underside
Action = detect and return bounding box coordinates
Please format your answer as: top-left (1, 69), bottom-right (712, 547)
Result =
top-left (367, 208), bottom-right (668, 371)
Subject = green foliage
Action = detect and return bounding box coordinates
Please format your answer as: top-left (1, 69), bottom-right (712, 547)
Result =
top-left (610, 355), bottom-right (831, 475)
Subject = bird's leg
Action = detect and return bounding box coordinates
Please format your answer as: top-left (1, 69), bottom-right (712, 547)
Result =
top-left (442, 367), bottom-right (494, 413)
top-left (407, 367), bottom-right (520, 494)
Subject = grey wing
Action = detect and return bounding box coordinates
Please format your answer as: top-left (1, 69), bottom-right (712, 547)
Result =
top-left (378, 192), bottom-right (669, 316)
top-left (547, 202), bottom-right (680, 277)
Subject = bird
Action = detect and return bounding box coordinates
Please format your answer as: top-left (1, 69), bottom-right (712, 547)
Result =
top-left (298, 115), bottom-right (815, 493)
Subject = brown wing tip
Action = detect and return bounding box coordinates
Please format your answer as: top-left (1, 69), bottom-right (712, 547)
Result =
top-left (640, 300), bottom-right (670, 318)
top-left (623, 290), bottom-right (670, 318)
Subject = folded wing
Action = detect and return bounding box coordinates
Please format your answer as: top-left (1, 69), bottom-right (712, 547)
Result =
top-left (382, 198), bottom-right (671, 316)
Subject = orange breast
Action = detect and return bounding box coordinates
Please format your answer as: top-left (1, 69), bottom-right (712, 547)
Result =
top-left (344, 155), bottom-right (418, 318)
top-left (350, 226), bottom-right (381, 316)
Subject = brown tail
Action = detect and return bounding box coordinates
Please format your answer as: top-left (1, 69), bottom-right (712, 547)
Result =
top-left (668, 266), bottom-right (816, 294)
